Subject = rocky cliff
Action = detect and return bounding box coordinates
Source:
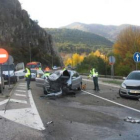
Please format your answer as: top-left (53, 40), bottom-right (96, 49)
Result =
top-left (0, 0), bottom-right (61, 66)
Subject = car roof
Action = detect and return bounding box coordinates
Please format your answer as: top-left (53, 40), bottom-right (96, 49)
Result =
top-left (131, 70), bottom-right (140, 73)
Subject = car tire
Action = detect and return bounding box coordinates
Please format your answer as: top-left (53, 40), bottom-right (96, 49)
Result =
top-left (119, 89), bottom-right (123, 97)
top-left (78, 83), bottom-right (82, 91)
top-left (43, 87), bottom-right (48, 95)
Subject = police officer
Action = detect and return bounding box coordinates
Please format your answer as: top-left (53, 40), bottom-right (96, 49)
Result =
top-left (44, 71), bottom-right (51, 77)
top-left (25, 67), bottom-right (31, 90)
top-left (89, 68), bottom-right (100, 91)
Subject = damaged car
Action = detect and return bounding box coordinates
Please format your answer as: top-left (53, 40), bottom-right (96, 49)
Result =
top-left (36, 70), bottom-right (82, 97)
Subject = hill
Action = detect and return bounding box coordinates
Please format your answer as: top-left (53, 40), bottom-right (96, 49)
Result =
top-left (44, 28), bottom-right (113, 54)
top-left (0, 0), bottom-right (61, 67)
top-left (63, 22), bottom-right (137, 41)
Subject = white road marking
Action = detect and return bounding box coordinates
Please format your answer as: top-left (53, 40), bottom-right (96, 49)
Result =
top-left (15, 94), bottom-right (26, 97)
top-left (0, 90), bottom-right (45, 130)
top-left (10, 99), bottom-right (27, 104)
top-left (19, 84), bottom-right (26, 86)
top-left (15, 90), bottom-right (26, 92)
top-left (18, 87), bottom-right (26, 89)
top-left (83, 79), bottom-right (120, 88)
top-left (0, 99), bottom-right (8, 105)
top-left (82, 90), bottom-right (140, 113)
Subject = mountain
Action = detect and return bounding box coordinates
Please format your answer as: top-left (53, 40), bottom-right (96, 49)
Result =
top-left (0, 0), bottom-right (61, 66)
top-left (63, 22), bottom-right (137, 41)
top-left (44, 28), bottom-right (113, 54)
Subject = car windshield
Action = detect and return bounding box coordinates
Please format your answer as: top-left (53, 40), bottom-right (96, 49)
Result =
top-left (127, 72), bottom-right (140, 80)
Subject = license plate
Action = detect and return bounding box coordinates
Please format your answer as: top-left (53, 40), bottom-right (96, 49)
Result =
top-left (130, 90), bottom-right (140, 93)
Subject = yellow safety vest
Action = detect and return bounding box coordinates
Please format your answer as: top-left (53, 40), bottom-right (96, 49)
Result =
top-left (25, 68), bottom-right (31, 78)
top-left (44, 72), bottom-right (50, 77)
top-left (89, 68), bottom-right (98, 77)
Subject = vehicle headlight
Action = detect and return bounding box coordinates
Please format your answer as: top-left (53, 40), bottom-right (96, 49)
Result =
top-left (121, 83), bottom-right (126, 89)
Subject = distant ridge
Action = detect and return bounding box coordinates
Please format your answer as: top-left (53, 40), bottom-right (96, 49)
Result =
top-left (62, 22), bottom-right (137, 41)
top-left (44, 28), bottom-right (113, 54)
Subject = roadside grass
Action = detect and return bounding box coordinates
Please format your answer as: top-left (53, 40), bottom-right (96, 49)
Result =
top-left (102, 80), bottom-right (122, 85)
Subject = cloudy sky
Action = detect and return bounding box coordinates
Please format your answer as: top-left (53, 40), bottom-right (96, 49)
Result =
top-left (19, 0), bottom-right (140, 28)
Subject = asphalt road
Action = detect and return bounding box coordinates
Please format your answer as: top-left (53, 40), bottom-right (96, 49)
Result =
top-left (0, 78), bottom-right (140, 140)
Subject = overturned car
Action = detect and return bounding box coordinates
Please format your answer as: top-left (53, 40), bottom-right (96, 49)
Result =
top-left (36, 70), bottom-right (82, 97)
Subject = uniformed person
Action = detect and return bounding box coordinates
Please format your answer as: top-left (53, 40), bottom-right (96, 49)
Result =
top-left (44, 71), bottom-right (51, 77)
top-left (25, 67), bottom-right (31, 90)
top-left (89, 68), bottom-right (100, 91)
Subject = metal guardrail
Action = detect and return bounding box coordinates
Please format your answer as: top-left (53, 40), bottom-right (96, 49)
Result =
top-left (80, 73), bottom-right (123, 80)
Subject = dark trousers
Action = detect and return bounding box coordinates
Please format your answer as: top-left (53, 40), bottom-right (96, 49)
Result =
top-left (26, 78), bottom-right (31, 89)
top-left (93, 77), bottom-right (99, 90)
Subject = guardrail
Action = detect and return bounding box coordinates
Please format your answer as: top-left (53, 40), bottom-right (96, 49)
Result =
top-left (80, 73), bottom-right (123, 80)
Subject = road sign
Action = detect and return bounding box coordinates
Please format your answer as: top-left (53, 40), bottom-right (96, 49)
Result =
top-left (0, 48), bottom-right (9, 64)
top-left (109, 56), bottom-right (115, 65)
top-left (133, 52), bottom-right (140, 63)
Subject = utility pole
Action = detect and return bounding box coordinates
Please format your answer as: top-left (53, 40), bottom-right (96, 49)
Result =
top-left (29, 42), bottom-right (31, 62)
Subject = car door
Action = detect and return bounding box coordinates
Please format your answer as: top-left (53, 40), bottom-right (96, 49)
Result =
top-left (71, 72), bottom-right (78, 89)
top-left (71, 72), bottom-right (82, 89)
top-left (15, 62), bottom-right (25, 78)
top-left (36, 75), bottom-right (46, 87)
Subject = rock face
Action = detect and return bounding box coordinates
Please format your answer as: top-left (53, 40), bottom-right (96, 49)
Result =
top-left (0, 0), bottom-right (61, 66)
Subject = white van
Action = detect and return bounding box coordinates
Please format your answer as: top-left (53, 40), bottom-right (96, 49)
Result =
top-left (2, 63), bottom-right (17, 84)
top-left (15, 62), bottom-right (25, 79)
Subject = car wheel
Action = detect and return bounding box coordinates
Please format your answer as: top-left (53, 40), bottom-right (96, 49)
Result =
top-left (77, 83), bottom-right (82, 91)
top-left (119, 89), bottom-right (123, 97)
top-left (43, 87), bottom-right (48, 95)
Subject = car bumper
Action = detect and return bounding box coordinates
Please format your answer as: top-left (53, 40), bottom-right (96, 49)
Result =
top-left (119, 88), bottom-right (140, 98)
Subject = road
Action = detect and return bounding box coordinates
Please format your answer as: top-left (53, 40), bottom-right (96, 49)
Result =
top-left (0, 78), bottom-right (140, 140)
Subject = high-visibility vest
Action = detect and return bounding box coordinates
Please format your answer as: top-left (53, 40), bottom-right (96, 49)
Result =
top-left (89, 68), bottom-right (98, 77)
top-left (44, 72), bottom-right (50, 77)
top-left (25, 68), bottom-right (31, 78)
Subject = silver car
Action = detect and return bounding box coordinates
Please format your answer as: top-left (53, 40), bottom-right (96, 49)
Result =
top-left (36, 70), bottom-right (82, 96)
top-left (119, 70), bottom-right (140, 98)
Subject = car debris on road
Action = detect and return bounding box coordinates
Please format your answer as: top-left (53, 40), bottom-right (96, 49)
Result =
top-left (124, 116), bottom-right (140, 123)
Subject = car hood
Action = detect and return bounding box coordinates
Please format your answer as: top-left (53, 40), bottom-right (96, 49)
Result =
top-left (123, 80), bottom-right (140, 86)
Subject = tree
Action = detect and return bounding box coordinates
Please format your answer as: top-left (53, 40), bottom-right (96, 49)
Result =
top-left (113, 26), bottom-right (140, 74)
top-left (64, 53), bottom-right (85, 67)
top-left (76, 53), bottom-right (108, 74)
